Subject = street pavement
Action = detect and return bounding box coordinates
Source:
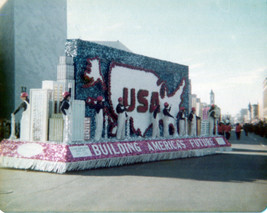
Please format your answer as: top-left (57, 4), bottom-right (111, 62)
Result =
top-left (0, 131), bottom-right (266, 213)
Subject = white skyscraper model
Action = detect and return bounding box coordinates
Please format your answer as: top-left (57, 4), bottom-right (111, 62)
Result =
top-left (28, 56), bottom-right (85, 143)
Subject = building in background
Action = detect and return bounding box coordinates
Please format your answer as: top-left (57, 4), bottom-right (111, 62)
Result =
top-left (0, 0), bottom-right (67, 119)
top-left (92, 40), bottom-right (132, 52)
top-left (251, 104), bottom-right (259, 122)
top-left (189, 89), bottom-right (223, 135)
top-left (237, 108), bottom-right (249, 123)
top-left (196, 98), bottom-right (202, 118)
top-left (263, 78), bottom-right (267, 121)
top-left (258, 98), bottom-right (263, 121)
top-left (190, 94), bottom-right (205, 118)
top-left (210, 90), bottom-right (215, 105)
top-left (191, 94), bottom-right (197, 110)
top-left (247, 103), bottom-right (259, 123)
top-left (189, 89), bottom-right (221, 121)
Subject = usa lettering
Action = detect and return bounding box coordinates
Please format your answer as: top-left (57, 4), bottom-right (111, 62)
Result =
top-left (123, 88), bottom-right (160, 113)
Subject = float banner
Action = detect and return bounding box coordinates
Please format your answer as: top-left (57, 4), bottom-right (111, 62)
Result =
top-left (0, 137), bottom-right (230, 163)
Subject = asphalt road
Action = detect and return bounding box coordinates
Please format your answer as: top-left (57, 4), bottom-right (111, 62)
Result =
top-left (0, 131), bottom-right (266, 213)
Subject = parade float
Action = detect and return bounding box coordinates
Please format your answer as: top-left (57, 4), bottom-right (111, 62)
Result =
top-left (0, 39), bottom-right (231, 173)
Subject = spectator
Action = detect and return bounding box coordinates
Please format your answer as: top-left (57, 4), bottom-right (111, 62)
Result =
top-left (224, 121), bottom-right (231, 140)
top-left (243, 123), bottom-right (249, 136)
top-left (235, 123), bottom-right (242, 140)
top-left (218, 122), bottom-right (224, 136)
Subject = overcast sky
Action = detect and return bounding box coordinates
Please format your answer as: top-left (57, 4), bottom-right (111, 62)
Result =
top-left (68, 0), bottom-right (267, 116)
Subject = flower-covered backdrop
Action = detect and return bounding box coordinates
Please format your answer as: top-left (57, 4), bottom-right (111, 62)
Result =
top-left (65, 39), bottom-right (189, 138)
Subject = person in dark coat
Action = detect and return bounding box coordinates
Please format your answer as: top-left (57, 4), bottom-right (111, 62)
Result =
top-left (243, 123), bottom-right (249, 136)
top-left (177, 107), bottom-right (186, 136)
top-left (188, 107), bottom-right (200, 137)
top-left (12, 92), bottom-right (30, 140)
top-left (60, 91), bottom-right (71, 142)
top-left (92, 96), bottom-right (105, 140)
top-left (116, 97), bottom-right (128, 140)
top-left (163, 102), bottom-right (175, 137)
top-left (13, 92), bottom-right (30, 115)
top-left (235, 123), bottom-right (242, 140)
top-left (224, 120), bottom-right (231, 140)
top-left (208, 104), bottom-right (216, 135)
top-left (152, 104), bottom-right (160, 138)
top-left (218, 122), bottom-right (225, 136)
top-left (60, 92), bottom-right (71, 116)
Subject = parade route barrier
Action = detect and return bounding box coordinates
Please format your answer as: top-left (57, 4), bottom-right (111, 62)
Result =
top-left (0, 136), bottom-right (231, 173)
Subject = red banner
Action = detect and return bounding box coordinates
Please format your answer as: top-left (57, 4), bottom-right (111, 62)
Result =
top-left (0, 137), bottom-right (231, 163)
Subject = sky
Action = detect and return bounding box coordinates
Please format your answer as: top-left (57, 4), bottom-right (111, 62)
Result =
top-left (67, 0), bottom-right (267, 116)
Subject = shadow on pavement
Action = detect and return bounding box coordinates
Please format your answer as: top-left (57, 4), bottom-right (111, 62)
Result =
top-left (228, 131), bottom-right (267, 145)
top-left (231, 148), bottom-right (267, 153)
top-left (67, 133), bottom-right (267, 182)
top-left (68, 151), bottom-right (267, 183)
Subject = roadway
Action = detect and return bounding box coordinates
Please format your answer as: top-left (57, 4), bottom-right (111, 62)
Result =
top-left (0, 131), bottom-right (266, 212)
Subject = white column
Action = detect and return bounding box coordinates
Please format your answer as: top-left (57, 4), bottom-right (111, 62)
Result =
top-left (30, 89), bottom-right (50, 141)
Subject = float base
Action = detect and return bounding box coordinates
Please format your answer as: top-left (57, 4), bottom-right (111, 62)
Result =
top-left (0, 136), bottom-right (231, 173)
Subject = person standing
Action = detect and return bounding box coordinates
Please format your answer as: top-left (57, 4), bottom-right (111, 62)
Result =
top-left (152, 104), bottom-right (160, 138)
top-left (177, 107), bottom-right (186, 136)
top-left (93, 96), bottom-right (105, 141)
top-left (235, 123), bottom-right (242, 140)
top-left (243, 123), bottom-right (249, 136)
top-left (116, 97), bottom-right (128, 140)
top-left (218, 122), bottom-right (224, 136)
top-left (163, 102), bottom-right (175, 137)
top-left (188, 107), bottom-right (200, 137)
top-left (12, 92), bottom-right (30, 140)
top-left (224, 120), bottom-right (231, 140)
top-left (208, 104), bottom-right (216, 135)
top-left (60, 91), bottom-right (71, 143)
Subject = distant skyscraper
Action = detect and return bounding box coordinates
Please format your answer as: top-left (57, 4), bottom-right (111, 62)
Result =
top-left (248, 102), bottom-right (252, 122)
top-left (240, 108), bottom-right (249, 123)
top-left (196, 98), bottom-right (202, 117)
top-left (264, 78), bottom-right (267, 121)
top-left (210, 90), bottom-right (215, 105)
top-left (251, 104), bottom-right (259, 121)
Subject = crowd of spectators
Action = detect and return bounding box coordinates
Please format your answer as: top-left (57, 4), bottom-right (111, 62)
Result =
top-left (243, 121), bottom-right (267, 138)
